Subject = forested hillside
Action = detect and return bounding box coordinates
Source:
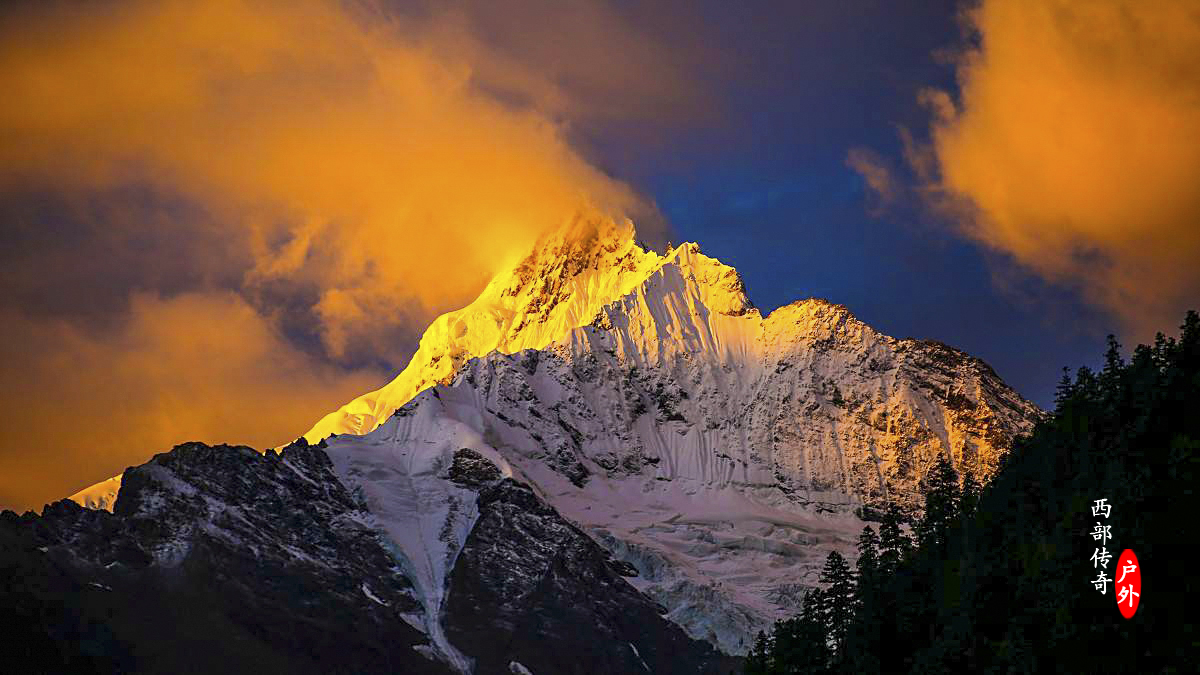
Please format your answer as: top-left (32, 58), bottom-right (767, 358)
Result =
top-left (748, 311), bottom-right (1200, 673)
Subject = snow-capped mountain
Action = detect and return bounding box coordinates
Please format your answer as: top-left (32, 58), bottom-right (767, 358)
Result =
top-left (303, 217), bottom-right (1039, 656)
top-left (52, 216), bottom-right (1040, 671)
top-left (311, 217), bottom-right (1035, 506)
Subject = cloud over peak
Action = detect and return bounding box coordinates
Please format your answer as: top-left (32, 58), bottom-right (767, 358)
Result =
top-left (0, 0), bottom-right (691, 509)
top-left (915, 0), bottom-right (1200, 339)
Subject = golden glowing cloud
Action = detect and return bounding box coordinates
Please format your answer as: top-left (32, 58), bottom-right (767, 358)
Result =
top-left (0, 293), bottom-right (383, 511)
top-left (917, 0), bottom-right (1200, 338)
top-left (0, 0), bottom-right (686, 509)
top-left (0, 0), bottom-right (665, 360)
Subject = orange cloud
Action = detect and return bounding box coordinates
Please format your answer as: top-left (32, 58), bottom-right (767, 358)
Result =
top-left (0, 0), bottom-right (694, 509)
top-left (0, 0), bottom-right (671, 361)
top-left (0, 293), bottom-right (383, 511)
top-left (916, 0), bottom-right (1200, 339)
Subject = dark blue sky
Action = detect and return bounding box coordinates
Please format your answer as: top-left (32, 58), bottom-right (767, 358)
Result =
top-left (568, 0), bottom-right (1111, 408)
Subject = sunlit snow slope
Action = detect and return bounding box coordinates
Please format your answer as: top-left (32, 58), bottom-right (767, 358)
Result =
top-left (304, 218), bottom-right (668, 442)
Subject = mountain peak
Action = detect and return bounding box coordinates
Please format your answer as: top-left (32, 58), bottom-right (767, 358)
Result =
top-left (303, 217), bottom-right (668, 440)
top-left (488, 216), bottom-right (657, 328)
top-left (301, 217), bottom-right (763, 442)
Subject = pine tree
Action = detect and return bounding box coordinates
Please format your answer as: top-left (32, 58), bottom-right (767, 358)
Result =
top-left (959, 465), bottom-right (980, 518)
top-left (744, 631), bottom-right (771, 675)
top-left (819, 550), bottom-right (854, 659)
top-left (875, 501), bottom-right (916, 665)
top-left (1101, 334), bottom-right (1124, 383)
top-left (767, 590), bottom-right (831, 674)
top-left (854, 526), bottom-right (879, 591)
top-left (877, 502), bottom-right (911, 577)
top-left (798, 587), bottom-right (832, 673)
top-left (848, 526), bottom-right (883, 672)
top-left (1053, 366), bottom-right (1075, 407)
top-left (914, 453), bottom-right (960, 554)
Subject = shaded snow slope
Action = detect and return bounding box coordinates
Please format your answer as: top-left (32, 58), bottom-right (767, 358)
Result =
top-left (320, 400), bottom-right (517, 671)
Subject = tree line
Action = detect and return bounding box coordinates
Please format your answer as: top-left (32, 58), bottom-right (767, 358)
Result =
top-left (746, 311), bottom-right (1199, 673)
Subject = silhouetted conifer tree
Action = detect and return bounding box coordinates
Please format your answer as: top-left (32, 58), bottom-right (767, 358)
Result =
top-left (959, 465), bottom-right (980, 518)
top-left (743, 631), bottom-right (771, 675)
top-left (854, 526), bottom-right (879, 590)
top-left (914, 453), bottom-right (959, 554)
top-left (819, 550), bottom-right (854, 659)
top-left (877, 502), bottom-right (911, 576)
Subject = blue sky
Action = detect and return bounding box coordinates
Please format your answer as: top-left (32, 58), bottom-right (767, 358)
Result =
top-left (567, 0), bottom-right (1110, 407)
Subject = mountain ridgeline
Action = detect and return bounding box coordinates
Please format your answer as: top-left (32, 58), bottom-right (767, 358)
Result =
top-left (9, 219), bottom-right (1045, 673)
top-left (746, 312), bottom-right (1200, 673)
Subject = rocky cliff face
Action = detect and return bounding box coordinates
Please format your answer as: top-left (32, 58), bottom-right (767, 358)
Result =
top-left (4, 442), bottom-right (448, 674)
top-left (55, 218), bottom-right (1041, 669)
top-left (445, 470), bottom-right (736, 675)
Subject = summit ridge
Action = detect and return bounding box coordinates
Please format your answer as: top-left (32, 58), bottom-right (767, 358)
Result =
top-left (302, 217), bottom-right (748, 442)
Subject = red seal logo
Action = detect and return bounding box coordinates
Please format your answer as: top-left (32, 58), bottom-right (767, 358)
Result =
top-left (1115, 549), bottom-right (1140, 619)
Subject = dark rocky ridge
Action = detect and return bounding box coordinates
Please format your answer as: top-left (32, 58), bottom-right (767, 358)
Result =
top-left (2, 442), bottom-right (740, 674)
top-left (1, 441), bottom-right (445, 674)
top-left (445, 477), bottom-right (739, 674)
